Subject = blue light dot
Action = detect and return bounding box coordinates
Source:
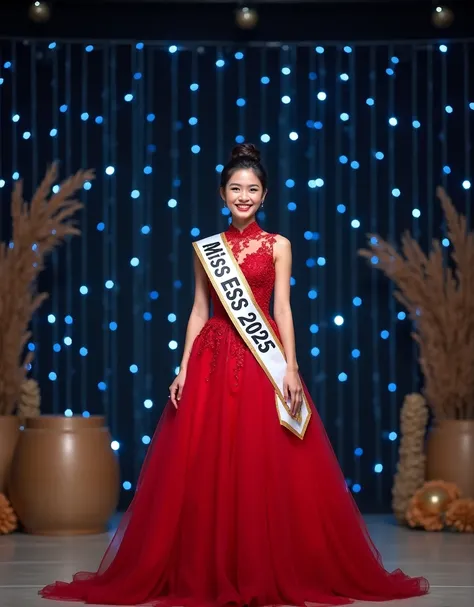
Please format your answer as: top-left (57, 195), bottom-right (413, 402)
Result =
top-left (340, 112), bottom-right (349, 122)
top-left (354, 447), bottom-right (363, 456)
top-left (443, 165), bottom-right (451, 174)
top-left (344, 46), bottom-right (352, 53)
top-left (236, 98), bottom-right (246, 107)
top-left (353, 297), bottom-right (362, 307)
top-left (105, 166), bottom-right (115, 175)
top-left (4, 61), bottom-right (12, 69)
top-left (130, 257), bottom-right (140, 267)
top-left (351, 161), bottom-right (359, 169)
top-left (374, 463), bottom-right (383, 473)
top-left (375, 151), bottom-right (384, 160)
top-left (317, 92), bottom-right (327, 101)
top-left (64, 315), bottom-right (73, 325)
top-left (53, 343), bottom-right (61, 352)
top-left (388, 383), bottom-right (397, 392)
top-left (95, 116), bottom-right (103, 124)
top-left (143, 166), bottom-right (152, 175)
top-left (190, 227), bottom-right (200, 237)
top-left (149, 291), bottom-right (159, 300)
top-left (133, 72), bottom-right (142, 80)
top-left (235, 51), bottom-right (244, 60)
top-left (317, 257), bottom-right (326, 266)
top-left (79, 347), bottom-right (88, 357)
top-left (314, 121), bottom-right (323, 130)
top-left (97, 222), bottom-right (105, 231)
top-left (141, 225), bottom-right (151, 235)
top-left (146, 113), bottom-right (155, 122)
top-left (304, 231), bottom-right (312, 241)
top-left (142, 435), bottom-right (151, 445)
top-left (216, 59), bottom-right (225, 68)
top-left (169, 340), bottom-right (178, 350)
top-left (340, 73), bottom-right (349, 81)
top-left (338, 372), bottom-right (348, 382)
top-left (386, 68), bottom-right (394, 76)
top-left (310, 324), bottom-right (319, 334)
top-left (287, 202), bottom-right (297, 211)
top-left (111, 440), bottom-right (120, 450)
top-left (352, 484), bottom-right (362, 493)
top-left (190, 83), bottom-right (199, 91)
top-left (290, 277), bottom-right (296, 286)
top-left (85, 44), bottom-right (94, 52)
top-left (215, 164), bottom-right (224, 173)
top-left (315, 46), bottom-right (325, 54)
top-left (289, 132), bottom-right (299, 141)
top-left (12, 114), bottom-right (20, 123)
top-left (281, 95), bottom-right (291, 104)
top-left (334, 315), bottom-right (344, 326)
top-left (339, 155), bottom-right (348, 164)
top-left (281, 67), bottom-right (291, 75)
top-left (261, 76), bottom-right (270, 84)
top-left (168, 313), bottom-right (177, 323)
top-left (83, 181), bottom-right (92, 190)
top-left (0, 180), bottom-right (5, 188)
top-left (124, 93), bottom-right (133, 102)
top-left (79, 285), bottom-right (89, 296)
top-left (445, 105), bottom-right (453, 114)
top-left (311, 347), bottom-right (320, 357)
top-left (412, 120), bottom-right (421, 129)
top-left (397, 311), bottom-right (406, 320)
top-left (235, 135), bottom-right (245, 143)
top-left (168, 198), bottom-right (178, 208)
top-left (81, 112), bottom-right (89, 121)
top-left (144, 399), bottom-right (153, 409)
top-left (188, 116), bottom-right (198, 126)
top-left (392, 188), bottom-right (401, 197)
top-left (48, 42), bottom-right (57, 50)
top-left (462, 180), bottom-right (471, 190)
top-left (49, 372), bottom-right (57, 381)
top-left (308, 289), bottom-right (318, 300)
top-left (412, 208), bottom-right (421, 218)
top-left (12, 172), bottom-right (20, 181)
top-left (131, 190), bottom-right (140, 199)
top-left (285, 179), bottom-right (295, 188)
top-left (136, 42), bottom-right (144, 50)
top-left (123, 481), bottom-right (132, 490)
top-left (169, 45), bottom-right (178, 54)
top-left (351, 219), bottom-right (360, 229)
top-left (442, 238), bottom-right (450, 247)
top-left (59, 104), bottom-right (68, 113)
top-left (23, 131), bottom-right (31, 140)
top-left (64, 409), bottom-right (73, 418)
top-left (352, 349), bottom-right (360, 359)
top-left (48, 314), bottom-right (56, 324)
top-left (337, 204), bottom-right (346, 214)
top-left (28, 343), bottom-right (35, 352)
top-left (98, 382), bottom-right (107, 391)
top-left (105, 280), bottom-right (114, 289)
top-left (439, 44), bottom-right (448, 53)
top-left (389, 431), bottom-right (398, 441)
top-left (470, 102), bottom-right (474, 110)
top-left (366, 98), bottom-right (375, 106)
top-left (64, 337), bottom-right (72, 346)
top-left (381, 330), bottom-right (389, 339)
top-left (50, 128), bottom-right (57, 137)
top-left (109, 321), bottom-right (118, 331)
top-left (191, 145), bottom-right (201, 154)
top-left (130, 364), bottom-right (138, 374)
top-left (389, 117), bottom-right (398, 126)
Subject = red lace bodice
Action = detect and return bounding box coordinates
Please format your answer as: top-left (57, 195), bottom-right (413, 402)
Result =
top-left (196, 220), bottom-right (278, 386)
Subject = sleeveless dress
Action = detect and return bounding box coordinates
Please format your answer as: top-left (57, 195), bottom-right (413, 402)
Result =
top-left (39, 221), bottom-right (429, 607)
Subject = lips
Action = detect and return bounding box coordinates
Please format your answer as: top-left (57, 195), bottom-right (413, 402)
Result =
top-left (236, 204), bottom-right (252, 211)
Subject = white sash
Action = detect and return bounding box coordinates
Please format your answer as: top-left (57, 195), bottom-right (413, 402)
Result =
top-left (193, 232), bottom-right (311, 440)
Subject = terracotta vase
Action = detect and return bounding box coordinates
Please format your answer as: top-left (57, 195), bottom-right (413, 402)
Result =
top-left (0, 415), bottom-right (21, 495)
top-left (8, 415), bottom-right (120, 535)
top-left (426, 419), bottom-right (474, 497)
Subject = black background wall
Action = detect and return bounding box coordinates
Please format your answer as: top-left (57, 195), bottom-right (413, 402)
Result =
top-left (0, 0), bottom-right (473, 512)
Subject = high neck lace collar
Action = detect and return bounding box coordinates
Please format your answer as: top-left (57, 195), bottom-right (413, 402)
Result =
top-left (226, 220), bottom-right (262, 239)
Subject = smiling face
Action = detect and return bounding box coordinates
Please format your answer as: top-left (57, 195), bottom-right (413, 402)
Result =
top-left (220, 169), bottom-right (267, 221)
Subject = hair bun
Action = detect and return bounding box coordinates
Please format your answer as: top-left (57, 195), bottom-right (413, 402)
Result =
top-left (231, 143), bottom-right (261, 163)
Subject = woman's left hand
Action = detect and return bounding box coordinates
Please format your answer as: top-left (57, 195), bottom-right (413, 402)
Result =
top-left (283, 369), bottom-right (304, 418)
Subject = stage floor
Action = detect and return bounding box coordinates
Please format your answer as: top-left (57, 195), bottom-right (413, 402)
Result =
top-left (0, 515), bottom-right (472, 607)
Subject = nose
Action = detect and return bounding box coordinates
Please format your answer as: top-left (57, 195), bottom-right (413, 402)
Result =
top-left (238, 192), bottom-right (249, 202)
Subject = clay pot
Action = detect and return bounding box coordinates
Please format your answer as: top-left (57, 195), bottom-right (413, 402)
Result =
top-left (0, 416), bottom-right (21, 495)
top-left (8, 415), bottom-right (120, 535)
top-left (426, 420), bottom-right (474, 498)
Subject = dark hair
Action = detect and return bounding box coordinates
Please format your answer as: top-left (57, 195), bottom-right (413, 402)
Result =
top-left (220, 143), bottom-right (268, 191)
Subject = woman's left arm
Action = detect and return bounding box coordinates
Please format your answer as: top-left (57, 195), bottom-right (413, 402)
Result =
top-left (273, 235), bottom-right (303, 416)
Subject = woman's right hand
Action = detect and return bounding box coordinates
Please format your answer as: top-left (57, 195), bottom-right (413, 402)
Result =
top-left (169, 369), bottom-right (186, 409)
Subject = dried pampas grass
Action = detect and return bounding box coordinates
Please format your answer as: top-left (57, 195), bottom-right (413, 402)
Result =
top-left (359, 187), bottom-right (474, 421)
top-left (0, 164), bottom-right (95, 416)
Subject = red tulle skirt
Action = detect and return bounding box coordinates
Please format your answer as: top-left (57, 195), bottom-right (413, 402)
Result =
top-left (40, 319), bottom-right (429, 606)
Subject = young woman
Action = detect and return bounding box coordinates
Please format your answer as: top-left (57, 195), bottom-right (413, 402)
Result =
top-left (40, 144), bottom-right (429, 607)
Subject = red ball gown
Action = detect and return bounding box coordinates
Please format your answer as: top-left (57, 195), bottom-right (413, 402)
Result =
top-left (40, 221), bottom-right (428, 606)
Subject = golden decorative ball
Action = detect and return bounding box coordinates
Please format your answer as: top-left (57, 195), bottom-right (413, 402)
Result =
top-left (431, 6), bottom-right (454, 29)
top-left (418, 485), bottom-right (451, 515)
top-left (235, 7), bottom-right (259, 30)
top-left (28, 1), bottom-right (51, 24)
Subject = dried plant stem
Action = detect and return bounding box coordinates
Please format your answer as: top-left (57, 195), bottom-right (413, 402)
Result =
top-left (0, 164), bottom-right (95, 416)
top-left (359, 187), bottom-right (474, 421)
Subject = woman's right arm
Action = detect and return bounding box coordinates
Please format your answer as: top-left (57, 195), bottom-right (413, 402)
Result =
top-left (179, 250), bottom-right (210, 372)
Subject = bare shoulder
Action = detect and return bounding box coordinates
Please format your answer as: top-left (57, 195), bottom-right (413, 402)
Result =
top-left (270, 233), bottom-right (291, 262)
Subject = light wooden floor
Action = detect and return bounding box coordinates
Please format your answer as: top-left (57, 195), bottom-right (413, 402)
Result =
top-left (0, 515), bottom-right (472, 607)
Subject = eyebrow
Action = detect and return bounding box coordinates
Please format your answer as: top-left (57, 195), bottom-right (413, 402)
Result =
top-left (228, 182), bottom-right (261, 187)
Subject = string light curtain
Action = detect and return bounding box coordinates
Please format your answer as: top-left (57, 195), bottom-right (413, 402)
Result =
top-left (0, 38), bottom-right (472, 511)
